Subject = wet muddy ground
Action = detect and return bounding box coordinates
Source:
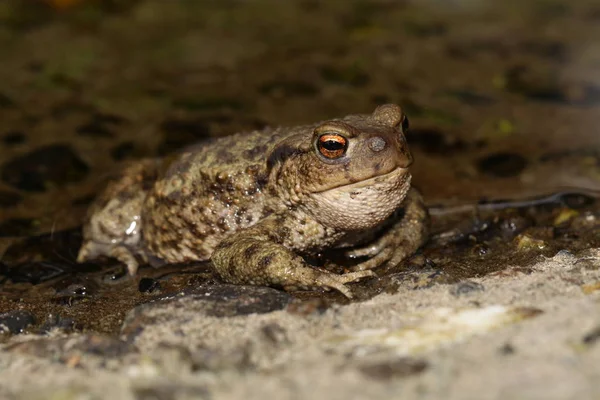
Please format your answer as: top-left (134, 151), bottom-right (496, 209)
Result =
top-left (0, 1), bottom-right (599, 399)
top-left (0, 189), bottom-right (598, 336)
top-left (1, 0), bottom-right (599, 335)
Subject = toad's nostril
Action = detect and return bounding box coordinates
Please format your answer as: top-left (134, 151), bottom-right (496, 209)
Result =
top-left (368, 136), bottom-right (386, 152)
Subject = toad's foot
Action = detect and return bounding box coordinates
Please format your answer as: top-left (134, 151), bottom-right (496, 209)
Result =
top-left (211, 236), bottom-right (374, 298)
top-left (284, 269), bottom-right (375, 298)
top-left (77, 242), bottom-right (140, 276)
top-left (344, 188), bottom-right (429, 272)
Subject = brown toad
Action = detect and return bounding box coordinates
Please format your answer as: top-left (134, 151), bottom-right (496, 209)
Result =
top-left (77, 104), bottom-right (428, 297)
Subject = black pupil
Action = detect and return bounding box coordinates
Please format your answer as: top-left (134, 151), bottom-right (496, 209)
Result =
top-left (322, 139), bottom-right (344, 151)
top-left (401, 116), bottom-right (409, 132)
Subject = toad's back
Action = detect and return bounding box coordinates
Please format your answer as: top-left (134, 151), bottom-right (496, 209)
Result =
top-left (78, 123), bottom-right (317, 271)
top-left (143, 126), bottom-right (310, 264)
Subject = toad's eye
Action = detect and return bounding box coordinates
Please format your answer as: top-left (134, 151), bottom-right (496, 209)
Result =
top-left (401, 115), bottom-right (409, 133)
top-left (317, 134), bottom-right (348, 159)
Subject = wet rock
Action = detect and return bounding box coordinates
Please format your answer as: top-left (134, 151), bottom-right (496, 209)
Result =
top-left (55, 282), bottom-right (94, 297)
top-left (358, 358), bottom-right (428, 380)
top-left (38, 314), bottom-right (79, 334)
top-left (450, 281), bottom-right (485, 296)
top-left (182, 284), bottom-right (290, 316)
top-left (477, 152), bottom-right (528, 178)
top-left (555, 249), bottom-right (576, 258)
top-left (0, 310), bottom-right (36, 334)
top-left (182, 284), bottom-right (292, 316)
top-left (122, 284), bottom-right (291, 338)
top-left (1, 144), bottom-right (89, 192)
top-left (52, 278), bottom-right (99, 305)
top-left (0, 190), bottom-right (23, 208)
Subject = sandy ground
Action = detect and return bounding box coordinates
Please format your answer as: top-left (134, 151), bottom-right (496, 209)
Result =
top-left (1, 250), bottom-right (599, 400)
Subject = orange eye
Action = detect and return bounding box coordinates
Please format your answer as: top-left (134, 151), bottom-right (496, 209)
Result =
top-left (317, 134), bottom-right (348, 159)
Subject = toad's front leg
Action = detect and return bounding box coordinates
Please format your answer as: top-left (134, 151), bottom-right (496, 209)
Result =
top-left (344, 188), bottom-right (429, 272)
top-left (211, 219), bottom-right (373, 298)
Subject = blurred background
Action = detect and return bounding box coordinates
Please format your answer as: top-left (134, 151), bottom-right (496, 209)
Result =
top-left (0, 0), bottom-right (599, 236)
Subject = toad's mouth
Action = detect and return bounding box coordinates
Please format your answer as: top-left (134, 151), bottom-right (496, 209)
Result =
top-left (315, 166), bottom-right (411, 194)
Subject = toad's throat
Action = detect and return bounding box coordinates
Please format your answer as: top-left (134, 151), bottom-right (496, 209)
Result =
top-left (315, 167), bottom-right (410, 194)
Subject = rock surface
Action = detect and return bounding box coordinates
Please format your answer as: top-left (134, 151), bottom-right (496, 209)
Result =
top-left (1, 253), bottom-right (599, 399)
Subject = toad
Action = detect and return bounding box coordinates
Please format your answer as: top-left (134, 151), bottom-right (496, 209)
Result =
top-left (78, 104), bottom-right (429, 297)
